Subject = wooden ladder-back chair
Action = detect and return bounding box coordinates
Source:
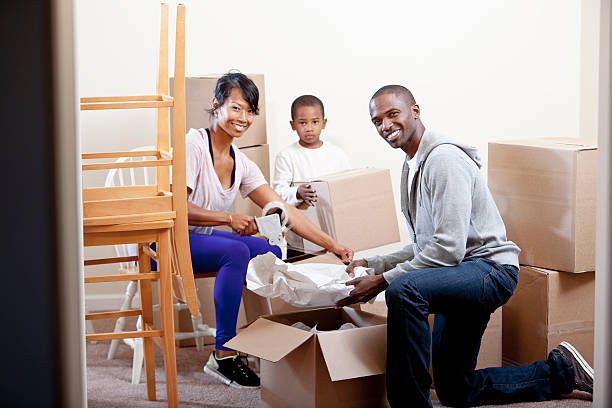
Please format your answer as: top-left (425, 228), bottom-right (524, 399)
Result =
top-left (81, 4), bottom-right (197, 406)
top-left (103, 146), bottom-right (217, 385)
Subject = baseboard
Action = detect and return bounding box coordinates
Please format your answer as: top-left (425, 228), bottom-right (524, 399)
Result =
top-left (85, 294), bottom-right (141, 312)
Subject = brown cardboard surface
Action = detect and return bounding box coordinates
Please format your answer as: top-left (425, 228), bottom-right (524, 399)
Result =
top-left (228, 307), bottom-right (388, 408)
top-left (488, 138), bottom-right (597, 272)
top-left (224, 318), bottom-right (312, 362)
top-left (317, 325), bottom-right (387, 381)
top-left (232, 144), bottom-right (270, 217)
top-left (292, 168), bottom-right (400, 253)
top-left (502, 266), bottom-right (594, 366)
top-left (172, 74), bottom-right (267, 148)
top-left (260, 339), bottom-right (317, 408)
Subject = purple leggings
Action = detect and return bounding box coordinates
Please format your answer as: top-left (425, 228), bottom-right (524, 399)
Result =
top-left (189, 230), bottom-right (281, 350)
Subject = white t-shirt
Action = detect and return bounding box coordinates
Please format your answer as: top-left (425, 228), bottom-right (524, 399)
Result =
top-left (186, 128), bottom-right (266, 234)
top-left (272, 139), bottom-right (351, 206)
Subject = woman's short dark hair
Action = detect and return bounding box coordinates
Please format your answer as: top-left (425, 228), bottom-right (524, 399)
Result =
top-left (207, 72), bottom-right (260, 117)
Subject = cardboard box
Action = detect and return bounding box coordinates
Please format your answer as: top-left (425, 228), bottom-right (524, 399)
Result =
top-left (488, 138), bottom-right (597, 272)
top-left (502, 266), bottom-right (594, 366)
top-left (172, 74), bottom-right (267, 148)
top-left (232, 144), bottom-right (270, 218)
top-left (361, 301), bottom-right (502, 377)
top-left (225, 307), bottom-right (389, 408)
top-left (289, 168), bottom-right (400, 253)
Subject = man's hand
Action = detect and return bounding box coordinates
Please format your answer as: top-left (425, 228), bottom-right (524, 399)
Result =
top-left (335, 274), bottom-right (388, 308)
top-left (331, 243), bottom-right (354, 264)
top-left (346, 258), bottom-right (368, 278)
top-left (297, 184), bottom-right (317, 206)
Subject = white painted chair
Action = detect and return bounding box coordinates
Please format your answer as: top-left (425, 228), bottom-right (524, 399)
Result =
top-left (104, 146), bottom-right (216, 384)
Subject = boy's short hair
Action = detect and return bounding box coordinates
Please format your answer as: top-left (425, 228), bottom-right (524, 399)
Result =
top-left (290, 95), bottom-right (325, 120)
top-left (207, 71), bottom-right (260, 117)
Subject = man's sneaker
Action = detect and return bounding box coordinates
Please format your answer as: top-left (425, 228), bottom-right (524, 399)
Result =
top-left (203, 351), bottom-right (260, 388)
top-left (556, 341), bottom-right (593, 394)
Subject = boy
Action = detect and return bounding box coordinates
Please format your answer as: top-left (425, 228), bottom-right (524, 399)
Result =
top-left (272, 95), bottom-right (350, 207)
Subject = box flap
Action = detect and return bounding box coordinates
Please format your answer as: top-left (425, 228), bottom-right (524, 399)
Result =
top-left (489, 137), bottom-right (597, 151)
top-left (317, 324), bottom-right (387, 381)
top-left (223, 318), bottom-right (313, 362)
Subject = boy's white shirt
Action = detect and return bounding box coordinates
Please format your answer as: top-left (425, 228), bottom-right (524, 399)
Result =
top-left (272, 138), bottom-right (351, 207)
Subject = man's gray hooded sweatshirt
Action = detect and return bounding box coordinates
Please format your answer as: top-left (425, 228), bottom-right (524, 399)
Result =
top-left (366, 130), bottom-right (520, 283)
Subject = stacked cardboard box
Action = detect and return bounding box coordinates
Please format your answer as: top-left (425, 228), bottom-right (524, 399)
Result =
top-left (488, 138), bottom-right (597, 366)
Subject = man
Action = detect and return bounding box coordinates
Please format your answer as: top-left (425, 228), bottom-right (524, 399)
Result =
top-left (336, 85), bottom-right (593, 407)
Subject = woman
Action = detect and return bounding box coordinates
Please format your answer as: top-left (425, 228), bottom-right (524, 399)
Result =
top-left (185, 72), bottom-right (353, 388)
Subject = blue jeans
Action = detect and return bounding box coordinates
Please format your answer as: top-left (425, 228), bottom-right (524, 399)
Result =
top-left (385, 257), bottom-right (574, 407)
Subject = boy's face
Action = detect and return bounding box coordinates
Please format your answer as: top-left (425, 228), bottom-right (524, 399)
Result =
top-left (290, 105), bottom-right (327, 148)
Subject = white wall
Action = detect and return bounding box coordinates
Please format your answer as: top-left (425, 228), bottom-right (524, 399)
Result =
top-left (77, 0), bottom-right (581, 300)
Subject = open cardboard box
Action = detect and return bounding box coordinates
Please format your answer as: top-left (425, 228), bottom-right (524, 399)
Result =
top-left (225, 307), bottom-right (389, 408)
top-left (241, 252), bottom-right (350, 324)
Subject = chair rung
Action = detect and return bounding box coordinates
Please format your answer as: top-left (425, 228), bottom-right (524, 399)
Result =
top-left (80, 95), bottom-right (174, 111)
top-left (86, 329), bottom-right (163, 342)
top-left (84, 256), bottom-right (138, 266)
top-left (84, 272), bottom-right (160, 283)
top-left (82, 159), bottom-right (171, 171)
top-left (83, 211), bottom-right (176, 226)
top-left (82, 150), bottom-right (159, 159)
top-left (86, 310), bottom-right (142, 320)
top-left (80, 95), bottom-right (168, 103)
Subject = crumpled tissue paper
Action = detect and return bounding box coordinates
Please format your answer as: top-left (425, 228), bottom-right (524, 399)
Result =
top-left (246, 252), bottom-right (375, 307)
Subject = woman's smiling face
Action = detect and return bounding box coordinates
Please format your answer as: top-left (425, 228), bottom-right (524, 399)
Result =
top-left (213, 87), bottom-right (255, 139)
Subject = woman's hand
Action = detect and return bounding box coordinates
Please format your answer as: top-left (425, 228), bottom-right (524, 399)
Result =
top-left (346, 259), bottom-right (368, 278)
top-left (230, 213), bottom-right (258, 236)
top-left (330, 243), bottom-right (354, 265)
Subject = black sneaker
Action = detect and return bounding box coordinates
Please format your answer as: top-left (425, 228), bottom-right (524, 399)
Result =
top-left (555, 341), bottom-right (593, 394)
top-left (203, 351), bottom-right (260, 388)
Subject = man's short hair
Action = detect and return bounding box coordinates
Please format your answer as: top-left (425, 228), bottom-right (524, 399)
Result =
top-left (291, 95), bottom-right (325, 120)
top-left (371, 85), bottom-right (416, 105)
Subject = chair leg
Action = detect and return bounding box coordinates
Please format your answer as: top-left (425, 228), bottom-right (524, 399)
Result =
top-left (159, 229), bottom-right (178, 408)
top-left (138, 244), bottom-right (156, 401)
top-left (108, 280), bottom-right (138, 360)
top-left (132, 340), bottom-right (145, 384)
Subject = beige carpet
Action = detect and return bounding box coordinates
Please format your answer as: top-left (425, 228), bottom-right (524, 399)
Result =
top-left (86, 320), bottom-right (592, 407)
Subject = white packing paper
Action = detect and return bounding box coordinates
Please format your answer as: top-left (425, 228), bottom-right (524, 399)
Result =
top-left (246, 252), bottom-right (375, 307)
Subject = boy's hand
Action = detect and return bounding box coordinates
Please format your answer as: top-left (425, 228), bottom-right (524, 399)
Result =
top-left (297, 184), bottom-right (317, 206)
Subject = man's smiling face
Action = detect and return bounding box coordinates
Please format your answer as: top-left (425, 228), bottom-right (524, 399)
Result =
top-left (369, 92), bottom-right (420, 155)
